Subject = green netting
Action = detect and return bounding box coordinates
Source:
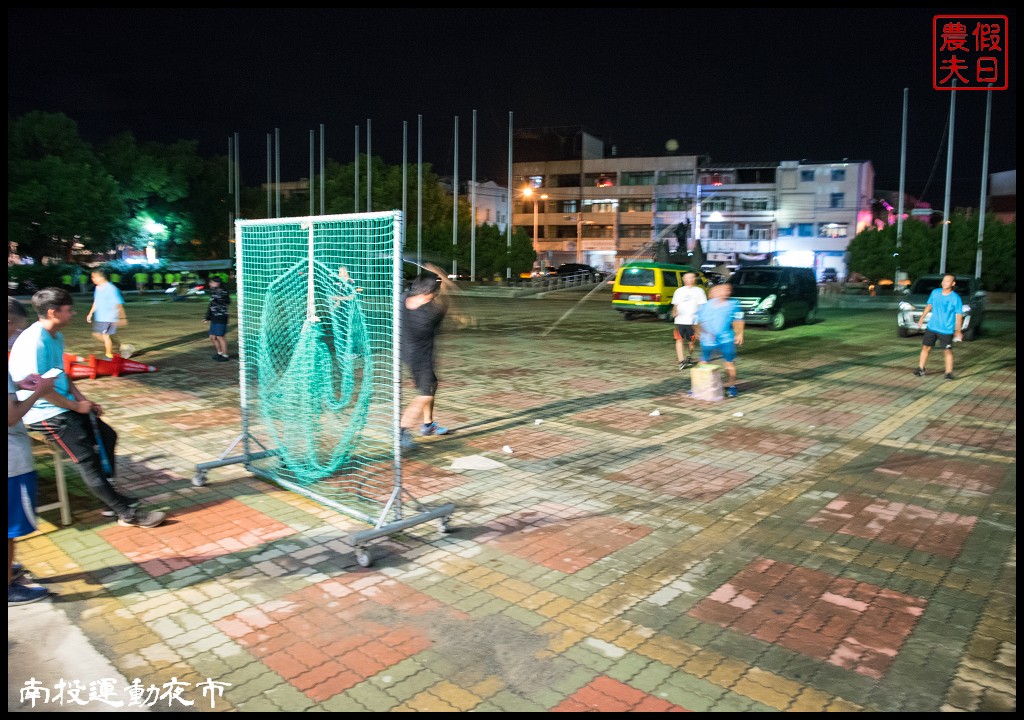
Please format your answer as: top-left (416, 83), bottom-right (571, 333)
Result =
top-left (236, 212), bottom-right (401, 521)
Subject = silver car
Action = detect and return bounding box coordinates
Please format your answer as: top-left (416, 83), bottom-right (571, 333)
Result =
top-left (897, 274), bottom-right (987, 340)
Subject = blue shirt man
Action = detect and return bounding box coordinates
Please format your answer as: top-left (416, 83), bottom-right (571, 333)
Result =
top-left (923, 286), bottom-right (963, 334)
top-left (86, 269), bottom-right (127, 358)
top-left (914, 273), bottom-right (964, 380)
top-left (695, 283), bottom-right (745, 397)
top-left (89, 274), bottom-right (125, 323)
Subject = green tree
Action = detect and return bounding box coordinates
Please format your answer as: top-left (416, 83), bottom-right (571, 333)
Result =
top-left (975, 216), bottom-right (1015, 292)
top-left (847, 211), bottom-right (1016, 292)
top-left (8, 112), bottom-right (124, 262)
top-left (97, 134), bottom-right (230, 260)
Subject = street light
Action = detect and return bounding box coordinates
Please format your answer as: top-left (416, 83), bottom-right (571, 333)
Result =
top-left (576, 216), bottom-right (593, 264)
top-left (523, 187), bottom-right (547, 255)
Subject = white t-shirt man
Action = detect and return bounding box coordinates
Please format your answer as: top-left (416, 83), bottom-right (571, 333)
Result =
top-left (671, 285), bottom-right (707, 325)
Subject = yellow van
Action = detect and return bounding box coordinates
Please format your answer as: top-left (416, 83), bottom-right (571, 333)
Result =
top-left (612, 262), bottom-right (708, 320)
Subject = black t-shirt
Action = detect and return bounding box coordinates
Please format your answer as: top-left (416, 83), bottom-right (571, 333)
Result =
top-left (401, 293), bottom-right (446, 369)
top-left (205, 287), bottom-right (230, 322)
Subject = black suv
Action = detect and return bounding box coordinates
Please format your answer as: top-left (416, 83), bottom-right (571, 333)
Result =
top-left (730, 266), bottom-right (819, 330)
top-left (556, 263), bottom-right (606, 282)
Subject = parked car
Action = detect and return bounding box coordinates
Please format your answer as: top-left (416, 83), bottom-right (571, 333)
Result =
top-left (612, 262), bottom-right (709, 321)
top-left (729, 266), bottom-right (819, 330)
top-left (896, 274), bottom-right (986, 340)
top-left (555, 263), bottom-right (607, 282)
top-left (519, 266), bottom-right (558, 280)
top-left (821, 267), bottom-right (838, 283)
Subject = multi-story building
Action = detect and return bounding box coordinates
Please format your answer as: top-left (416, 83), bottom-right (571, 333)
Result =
top-left (774, 160), bottom-right (876, 280)
top-left (511, 130), bottom-right (875, 279)
top-left (439, 178), bottom-right (510, 233)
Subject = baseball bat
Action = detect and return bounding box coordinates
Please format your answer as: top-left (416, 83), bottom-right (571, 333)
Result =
top-left (88, 409), bottom-right (114, 478)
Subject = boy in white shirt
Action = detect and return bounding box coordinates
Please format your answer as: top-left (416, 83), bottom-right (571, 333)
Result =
top-left (671, 272), bottom-right (707, 369)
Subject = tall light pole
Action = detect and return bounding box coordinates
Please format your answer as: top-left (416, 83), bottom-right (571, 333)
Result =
top-left (576, 214), bottom-right (583, 264)
top-left (523, 187), bottom-right (546, 255)
top-left (576, 216), bottom-right (593, 264)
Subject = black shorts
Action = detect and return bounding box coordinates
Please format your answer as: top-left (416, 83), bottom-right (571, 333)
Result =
top-left (673, 324), bottom-right (696, 342)
top-left (922, 330), bottom-right (954, 350)
top-left (411, 367), bottom-right (438, 396)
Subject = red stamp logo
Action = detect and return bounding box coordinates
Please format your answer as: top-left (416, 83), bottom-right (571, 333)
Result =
top-left (933, 15), bottom-right (1009, 90)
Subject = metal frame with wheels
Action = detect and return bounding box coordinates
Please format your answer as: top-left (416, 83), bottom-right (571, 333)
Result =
top-left (194, 212), bottom-right (455, 567)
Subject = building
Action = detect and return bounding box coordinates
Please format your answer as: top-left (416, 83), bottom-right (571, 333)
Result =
top-left (775, 160), bottom-right (876, 279)
top-left (988, 169), bottom-right (1016, 223)
top-left (438, 178), bottom-right (510, 233)
top-left (511, 129), bottom-right (875, 278)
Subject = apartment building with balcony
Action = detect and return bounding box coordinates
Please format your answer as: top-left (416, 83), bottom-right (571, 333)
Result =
top-left (511, 131), bottom-right (875, 278)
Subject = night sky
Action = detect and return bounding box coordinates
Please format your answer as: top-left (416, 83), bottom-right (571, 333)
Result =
top-left (8, 8), bottom-right (1016, 208)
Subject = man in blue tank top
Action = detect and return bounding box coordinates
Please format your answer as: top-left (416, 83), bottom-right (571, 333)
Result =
top-left (913, 273), bottom-right (963, 381)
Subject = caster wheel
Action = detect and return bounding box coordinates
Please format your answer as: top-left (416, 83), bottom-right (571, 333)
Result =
top-left (192, 472), bottom-right (207, 487)
top-left (438, 516), bottom-right (452, 533)
top-left (355, 548), bottom-right (373, 567)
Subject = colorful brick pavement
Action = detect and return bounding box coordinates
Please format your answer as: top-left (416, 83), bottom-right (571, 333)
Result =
top-left (9, 292), bottom-right (1016, 712)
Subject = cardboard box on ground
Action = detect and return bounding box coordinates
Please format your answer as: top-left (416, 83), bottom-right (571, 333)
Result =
top-left (690, 364), bottom-right (723, 401)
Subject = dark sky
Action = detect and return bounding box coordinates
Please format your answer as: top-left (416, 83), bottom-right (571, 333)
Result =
top-left (8, 8), bottom-right (1016, 208)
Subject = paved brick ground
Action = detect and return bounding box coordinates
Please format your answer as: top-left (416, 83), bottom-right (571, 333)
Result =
top-left (9, 289), bottom-right (1016, 712)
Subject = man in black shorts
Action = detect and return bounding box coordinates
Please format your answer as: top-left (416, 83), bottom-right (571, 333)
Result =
top-left (399, 264), bottom-right (455, 449)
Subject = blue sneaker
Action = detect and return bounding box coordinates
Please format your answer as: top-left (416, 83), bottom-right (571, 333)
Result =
top-left (420, 422), bottom-right (450, 436)
top-left (727, 386), bottom-right (738, 398)
top-left (9, 583), bottom-right (49, 606)
top-left (400, 429), bottom-right (415, 450)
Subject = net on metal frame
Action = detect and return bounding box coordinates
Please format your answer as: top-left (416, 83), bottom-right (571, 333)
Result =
top-left (237, 212), bottom-right (399, 517)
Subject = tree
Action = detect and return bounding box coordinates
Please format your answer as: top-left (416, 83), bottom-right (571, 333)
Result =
top-left (846, 211), bottom-right (1016, 291)
top-left (8, 112), bottom-right (124, 262)
top-left (97, 134), bottom-right (230, 260)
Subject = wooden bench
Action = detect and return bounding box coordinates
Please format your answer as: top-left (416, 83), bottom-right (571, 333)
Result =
top-left (27, 432), bottom-right (73, 526)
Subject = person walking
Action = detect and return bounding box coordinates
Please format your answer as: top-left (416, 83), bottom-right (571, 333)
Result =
top-left (86, 268), bottom-right (128, 359)
top-left (694, 282), bottom-right (745, 398)
top-left (8, 298), bottom-right (57, 605)
top-left (203, 276), bottom-right (231, 361)
top-left (913, 272), bottom-right (964, 380)
top-left (398, 264), bottom-right (456, 450)
top-left (671, 271), bottom-right (707, 370)
top-left (8, 288), bottom-right (167, 529)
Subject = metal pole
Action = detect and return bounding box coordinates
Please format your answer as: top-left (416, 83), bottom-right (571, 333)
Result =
top-left (320, 123), bottom-right (325, 215)
top-left (366, 118), bottom-right (370, 210)
top-left (234, 133), bottom-right (240, 224)
top-left (402, 121), bottom-right (408, 260)
top-left (471, 109), bottom-right (477, 283)
top-left (417, 114), bottom-right (423, 269)
top-left (309, 129), bottom-right (315, 216)
top-left (577, 131), bottom-right (584, 265)
top-left (366, 118), bottom-right (372, 212)
top-left (576, 214), bottom-right (583, 264)
top-left (266, 134), bottom-right (271, 217)
top-left (507, 112), bottom-right (512, 283)
top-left (452, 115), bottom-right (458, 279)
top-left (976, 89), bottom-right (992, 280)
top-left (275, 128), bottom-right (281, 218)
top-left (354, 125), bottom-right (359, 213)
top-left (536, 196), bottom-right (544, 253)
top-left (896, 88), bottom-right (908, 284)
top-left (939, 80), bottom-right (956, 274)
top-left (228, 137), bottom-right (234, 249)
